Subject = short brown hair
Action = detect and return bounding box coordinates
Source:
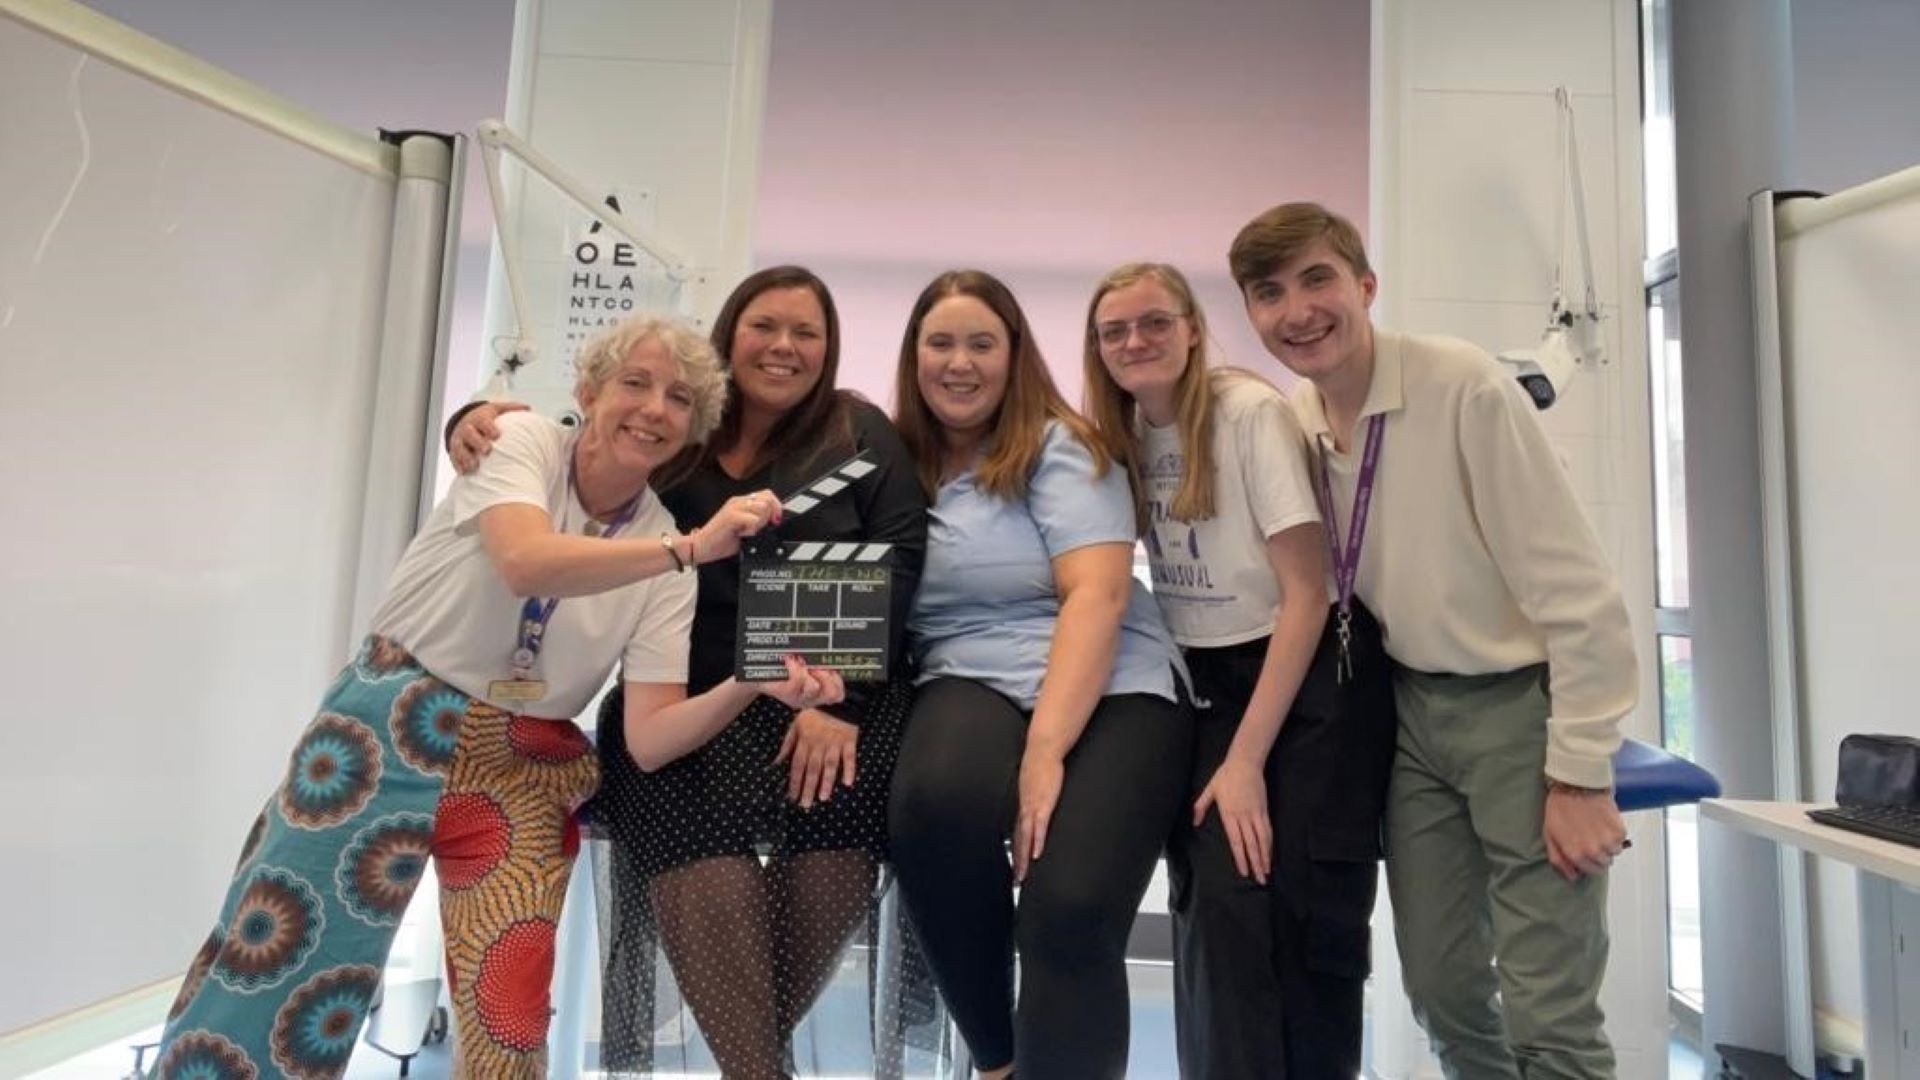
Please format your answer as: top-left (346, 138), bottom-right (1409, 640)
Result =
top-left (1228, 202), bottom-right (1372, 289)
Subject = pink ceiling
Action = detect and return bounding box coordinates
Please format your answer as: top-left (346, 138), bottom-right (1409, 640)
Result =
top-left (755, 0), bottom-right (1371, 274)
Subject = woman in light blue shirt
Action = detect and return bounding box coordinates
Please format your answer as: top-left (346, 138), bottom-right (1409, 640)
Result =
top-left (887, 269), bottom-right (1192, 1080)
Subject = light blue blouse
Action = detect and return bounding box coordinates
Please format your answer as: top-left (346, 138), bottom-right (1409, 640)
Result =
top-left (909, 421), bottom-right (1183, 710)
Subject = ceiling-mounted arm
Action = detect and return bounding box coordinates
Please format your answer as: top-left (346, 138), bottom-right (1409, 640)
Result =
top-left (1496, 87), bottom-right (1607, 410)
top-left (474, 118), bottom-right (690, 386)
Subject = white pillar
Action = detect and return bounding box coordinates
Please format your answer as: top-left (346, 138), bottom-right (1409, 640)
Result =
top-left (481, 1), bottom-right (774, 1068)
top-left (1369, 1), bottom-right (1662, 1074)
top-left (1670, 1), bottom-right (1812, 1073)
top-left (478, 0), bottom-right (772, 419)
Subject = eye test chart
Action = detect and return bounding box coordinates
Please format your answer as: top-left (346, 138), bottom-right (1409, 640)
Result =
top-left (735, 452), bottom-right (894, 681)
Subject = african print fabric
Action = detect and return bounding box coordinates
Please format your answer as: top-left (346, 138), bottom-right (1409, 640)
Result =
top-left (152, 636), bottom-right (596, 1080)
top-left (437, 704), bottom-right (597, 1077)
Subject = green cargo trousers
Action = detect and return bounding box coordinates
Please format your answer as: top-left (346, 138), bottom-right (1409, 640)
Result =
top-left (1385, 663), bottom-right (1615, 1080)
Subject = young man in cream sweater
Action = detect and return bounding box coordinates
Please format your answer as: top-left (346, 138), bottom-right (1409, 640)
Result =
top-left (1229, 201), bottom-right (1636, 1079)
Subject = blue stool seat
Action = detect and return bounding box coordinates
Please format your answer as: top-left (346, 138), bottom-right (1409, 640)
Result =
top-left (1612, 737), bottom-right (1719, 812)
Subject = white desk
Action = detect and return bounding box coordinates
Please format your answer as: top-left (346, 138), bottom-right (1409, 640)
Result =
top-left (1702, 799), bottom-right (1920, 1077)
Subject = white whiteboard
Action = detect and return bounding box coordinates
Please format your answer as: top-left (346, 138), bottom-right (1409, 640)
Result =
top-left (0, 2), bottom-right (418, 1034)
top-left (1770, 164), bottom-right (1920, 1030)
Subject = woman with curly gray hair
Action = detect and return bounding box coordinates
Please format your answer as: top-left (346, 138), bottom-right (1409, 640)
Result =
top-left (151, 315), bottom-right (843, 1080)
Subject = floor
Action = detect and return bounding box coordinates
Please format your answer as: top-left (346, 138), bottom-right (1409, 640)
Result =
top-left (28, 961), bottom-right (1707, 1079)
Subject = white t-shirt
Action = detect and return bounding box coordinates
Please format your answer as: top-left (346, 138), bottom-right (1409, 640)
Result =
top-left (369, 413), bottom-right (694, 720)
top-left (1142, 369), bottom-right (1322, 648)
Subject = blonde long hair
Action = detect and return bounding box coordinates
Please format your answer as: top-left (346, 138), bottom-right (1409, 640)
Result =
top-left (893, 269), bottom-right (1109, 502)
top-left (1082, 262), bottom-right (1217, 532)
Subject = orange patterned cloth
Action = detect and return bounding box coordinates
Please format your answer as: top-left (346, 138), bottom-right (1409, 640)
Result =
top-left (436, 704), bottom-right (598, 1077)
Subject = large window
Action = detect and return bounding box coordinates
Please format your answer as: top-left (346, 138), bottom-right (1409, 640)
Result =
top-left (1640, 0), bottom-right (1702, 1014)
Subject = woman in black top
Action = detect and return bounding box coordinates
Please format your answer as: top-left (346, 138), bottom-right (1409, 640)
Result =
top-left (452, 266), bottom-right (928, 1078)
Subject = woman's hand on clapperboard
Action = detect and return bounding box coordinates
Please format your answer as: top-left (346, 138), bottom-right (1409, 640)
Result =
top-left (689, 489), bottom-right (782, 563)
top-left (759, 654), bottom-right (846, 712)
top-left (776, 707), bottom-right (859, 809)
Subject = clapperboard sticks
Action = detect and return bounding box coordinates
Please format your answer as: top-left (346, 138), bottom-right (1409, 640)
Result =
top-left (780, 450), bottom-right (878, 516)
top-left (737, 451), bottom-right (897, 682)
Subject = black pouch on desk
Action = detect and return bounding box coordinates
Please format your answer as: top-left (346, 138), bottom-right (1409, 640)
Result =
top-left (1836, 734), bottom-right (1920, 806)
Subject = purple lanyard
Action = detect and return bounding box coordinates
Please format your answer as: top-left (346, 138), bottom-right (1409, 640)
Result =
top-left (510, 458), bottom-right (643, 677)
top-left (1314, 414), bottom-right (1384, 682)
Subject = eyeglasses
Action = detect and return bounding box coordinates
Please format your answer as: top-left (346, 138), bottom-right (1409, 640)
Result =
top-left (1095, 310), bottom-right (1185, 348)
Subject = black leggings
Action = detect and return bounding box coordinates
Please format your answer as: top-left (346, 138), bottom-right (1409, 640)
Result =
top-left (888, 678), bottom-right (1191, 1079)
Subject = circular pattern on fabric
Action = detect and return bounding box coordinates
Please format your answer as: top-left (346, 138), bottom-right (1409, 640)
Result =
top-left (212, 866), bottom-right (324, 992)
top-left (474, 919), bottom-right (556, 1053)
top-left (168, 928), bottom-right (224, 1021)
top-left (153, 1029), bottom-right (259, 1080)
top-left (335, 813), bottom-right (432, 926)
top-left (431, 791), bottom-right (512, 890)
top-left (507, 715), bottom-right (591, 764)
top-left (389, 678), bottom-right (464, 775)
top-left (278, 714), bottom-right (382, 830)
top-left (268, 963), bottom-right (381, 1079)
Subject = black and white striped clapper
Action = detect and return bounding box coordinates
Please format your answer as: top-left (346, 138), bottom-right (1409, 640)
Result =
top-left (780, 452), bottom-right (880, 516)
top-left (735, 451), bottom-right (894, 682)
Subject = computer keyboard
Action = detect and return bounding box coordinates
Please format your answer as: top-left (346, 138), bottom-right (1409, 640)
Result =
top-left (1808, 803), bottom-right (1920, 847)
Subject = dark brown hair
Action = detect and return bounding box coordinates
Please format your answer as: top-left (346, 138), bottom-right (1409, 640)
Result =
top-left (652, 265), bottom-right (853, 490)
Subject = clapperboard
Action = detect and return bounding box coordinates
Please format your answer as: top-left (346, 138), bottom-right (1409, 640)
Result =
top-left (735, 451), bottom-right (894, 681)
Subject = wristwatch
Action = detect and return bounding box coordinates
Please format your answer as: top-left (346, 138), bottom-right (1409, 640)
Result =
top-left (1545, 778), bottom-right (1612, 796)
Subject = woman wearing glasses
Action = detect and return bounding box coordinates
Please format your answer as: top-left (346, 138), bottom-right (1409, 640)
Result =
top-left (1082, 263), bottom-right (1396, 1078)
top-left (887, 269), bottom-right (1190, 1079)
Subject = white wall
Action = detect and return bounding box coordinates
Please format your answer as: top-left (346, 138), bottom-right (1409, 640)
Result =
top-left (475, 0), bottom-right (770, 425)
top-left (1790, 0), bottom-right (1920, 197)
top-left (1371, 1), bottom-right (1662, 1075)
top-left (751, 0), bottom-right (1371, 405)
top-left (77, 0), bottom-right (514, 457)
top-left (1, 1), bottom-right (437, 1038)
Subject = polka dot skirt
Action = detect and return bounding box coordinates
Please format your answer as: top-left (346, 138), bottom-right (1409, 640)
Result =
top-left (587, 679), bottom-right (951, 1076)
top-left (591, 679), bottom-right (908, 875)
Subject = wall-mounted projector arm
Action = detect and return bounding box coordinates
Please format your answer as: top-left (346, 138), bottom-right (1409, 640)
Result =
top-left (1499, 87), bottom-right (1606, 410)
top-left (474, 118), bottom-right (689, 389)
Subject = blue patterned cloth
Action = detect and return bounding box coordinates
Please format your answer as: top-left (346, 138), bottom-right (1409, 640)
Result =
top-left (152, 637), bottom-right (469, 1080)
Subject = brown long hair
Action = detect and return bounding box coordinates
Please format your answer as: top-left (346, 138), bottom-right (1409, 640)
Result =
top-left (1082, 262), bottom-right (1218, 532)
top-left (892, 269), bottom-right (1109, 501)
top-left (651, 265), bottom-right (854, 490)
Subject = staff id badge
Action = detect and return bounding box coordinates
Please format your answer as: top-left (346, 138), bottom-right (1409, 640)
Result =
top-left (733, 452), bottom-right (894, 682)
top-left (487, 677), bottom-right (549, 704)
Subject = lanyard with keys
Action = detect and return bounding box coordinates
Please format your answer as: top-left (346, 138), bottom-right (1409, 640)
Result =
top-left (1314, 414), bottom-right (1384, 684)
